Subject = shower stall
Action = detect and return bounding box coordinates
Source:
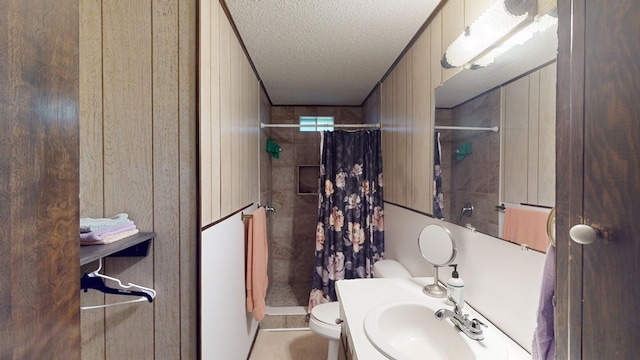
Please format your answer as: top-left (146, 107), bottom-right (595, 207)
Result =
top-left (260, 105), bottom-right (366, 307)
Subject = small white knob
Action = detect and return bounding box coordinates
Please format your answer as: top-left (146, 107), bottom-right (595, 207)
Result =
top-left (569, 224), bottom-right (600, 244)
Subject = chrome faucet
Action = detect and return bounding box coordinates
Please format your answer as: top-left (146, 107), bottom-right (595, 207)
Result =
top-left (434, 296), bottom-right (487, 341)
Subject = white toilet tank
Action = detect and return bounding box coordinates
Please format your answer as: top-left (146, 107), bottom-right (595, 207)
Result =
top-left (373, 259), bottom-right (411, 278)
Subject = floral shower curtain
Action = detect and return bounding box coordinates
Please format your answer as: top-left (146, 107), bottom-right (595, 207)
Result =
top-left (309, 130), bottom-right (384, 310)
top-left (433, 131), bottom-right (445, 219)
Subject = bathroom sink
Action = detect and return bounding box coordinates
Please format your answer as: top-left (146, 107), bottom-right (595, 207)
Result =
top-left (363, 300), bottom-right (507, 360)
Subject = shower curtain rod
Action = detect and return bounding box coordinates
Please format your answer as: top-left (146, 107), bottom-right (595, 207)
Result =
top-left (434, 125), bottom-right (499, 132)
top-left (260, 122), bottom-right (381, 129)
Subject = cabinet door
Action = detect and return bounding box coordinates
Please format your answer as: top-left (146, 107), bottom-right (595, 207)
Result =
top-left (0, 1), bottom-right (80, 358)
top-left (556, 0), bottom-right (640, 358)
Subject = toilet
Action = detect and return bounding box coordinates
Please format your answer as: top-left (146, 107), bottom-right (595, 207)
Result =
top-left (309, 259), bottom-right (411, 360)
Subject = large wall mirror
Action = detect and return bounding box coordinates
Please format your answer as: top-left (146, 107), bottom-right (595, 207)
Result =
top-left (433, 9), bottom-right (558, 253)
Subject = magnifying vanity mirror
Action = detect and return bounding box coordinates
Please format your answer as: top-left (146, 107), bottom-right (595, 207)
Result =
top-left (418, 224), bottom-right (457, 298)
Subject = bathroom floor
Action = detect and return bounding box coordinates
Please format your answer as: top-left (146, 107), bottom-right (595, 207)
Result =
top-left (255, 283), bottom-right (348, 359)
top-left (266, 283), bottom-right (310, 307)
top-left (248, 330), bottom-right (329, 360)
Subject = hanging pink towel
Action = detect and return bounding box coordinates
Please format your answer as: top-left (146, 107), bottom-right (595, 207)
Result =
top-left (503, 207), bottom-right (550, 252)
top-left (245, 207), bottom-right (268, 321)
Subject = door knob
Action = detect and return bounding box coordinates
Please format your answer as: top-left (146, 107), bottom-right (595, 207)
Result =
top-left (569, 224), bottom-right (601, 245)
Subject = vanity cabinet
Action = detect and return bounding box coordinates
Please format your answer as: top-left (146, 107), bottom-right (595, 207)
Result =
top-left (556, 0), bottom-right (640, 358)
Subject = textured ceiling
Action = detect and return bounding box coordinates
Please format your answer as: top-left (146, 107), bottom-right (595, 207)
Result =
top-left (225, 0), bottom-right (441, 106)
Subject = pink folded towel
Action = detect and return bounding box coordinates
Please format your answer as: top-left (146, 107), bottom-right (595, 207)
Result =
top-left (503, 207), bottom-right (550, 252)
top-left (245, 207), bottom-right (268, 321)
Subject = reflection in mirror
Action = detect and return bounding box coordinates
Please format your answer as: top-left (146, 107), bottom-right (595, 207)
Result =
top-left (418, 224), bottom-right (456, 298)
top-left (435, 89), bottom-right (501, 237)
top-left (433, 8), bottom-right (558, 253)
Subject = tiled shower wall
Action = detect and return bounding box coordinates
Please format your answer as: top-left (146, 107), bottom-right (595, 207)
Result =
top-left (265, 106), bottom-right (363, 306)
top-left (436, 87), bottom-right (500, 237)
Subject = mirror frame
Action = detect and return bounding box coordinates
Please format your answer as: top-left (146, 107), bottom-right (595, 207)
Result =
top-left (417, 224), bottom-right (457, 266)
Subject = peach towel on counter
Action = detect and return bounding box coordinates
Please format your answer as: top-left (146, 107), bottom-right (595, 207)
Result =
top-left (245, 207), bottom-right (268, 321)
top-left (503, 207), bottom-right (550, 252)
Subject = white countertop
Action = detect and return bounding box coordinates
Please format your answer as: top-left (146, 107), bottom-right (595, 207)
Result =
top-left (336, 277), bottom-right (530, 360)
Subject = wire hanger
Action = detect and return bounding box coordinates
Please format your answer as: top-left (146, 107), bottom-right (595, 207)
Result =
top-left (80, 258), bottom-right (157, 311)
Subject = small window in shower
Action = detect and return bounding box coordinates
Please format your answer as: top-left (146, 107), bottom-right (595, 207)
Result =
top-left (299, 116), bottom-right (334, 132)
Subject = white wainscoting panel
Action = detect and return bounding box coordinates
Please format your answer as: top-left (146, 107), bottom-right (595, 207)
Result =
top-left (201, 208), bottom-right (259, 359)
top-left (384, 203), bottom-right (546, 353)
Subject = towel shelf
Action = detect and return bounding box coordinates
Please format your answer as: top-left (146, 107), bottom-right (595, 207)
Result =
top-left (80, 232), bottom-right (155, 266)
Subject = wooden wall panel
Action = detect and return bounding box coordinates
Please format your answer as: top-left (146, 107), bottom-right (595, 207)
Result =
top-left (537, 63), bottom-right (556, 206)
top-left (502, 63), bottom-right (556, 207)
top-left (527, 71), bottom-right (541, 202)
top-left (251, 75), bottom-right (260, 201)
top-left (395, 56), bottom-right (408, 204)
top-left (411, 31), bottom-right (432, 214)
top-left (219, 13), bottom-right (233, 216)
top-left (379, 20), bottom-right (435, 214)
top-left (386, 71), bottom-right (396, 203)
top-left (178, 0), bottom-right (198, 358)
top-left (152, 0), bottom-right (181, 358)
top-left (430, 13), bottom-right (442, 89)
top-left (102, 1), bottom-right (155, 357)
top-left (405, 49), bottom-right (414, 203)
top-left (79, 0), bottom-right (106, 358)
top-left (209, 1), bottom-right (221, 221)
top-left (77, 0), bottom-right (197, 359)
top-left (381, 81), bottom-right (390, 201)
top-left (1, 1), bottom-right (81, 358)
top-left (199, 0), bottom-right (212, 224)
top-left (503, 76), bottom-right (530, 204)
top-left (200, 0), bottom-right (260, 223)
top-left (240, 56), bottom-right (248, 206)
top-left (230, 39), bottom-right (241, 209)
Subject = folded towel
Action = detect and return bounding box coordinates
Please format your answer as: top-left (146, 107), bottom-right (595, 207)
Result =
top-left (80, 213), bottom-right (129, 233)
top-left (503, 207), bottom-right (550, 252)
top-left (80, 228), bottom-right (139, 245)
top-left (246, 207), bottom-right (268, 321)
top-left (80, 221), bottom-right (136, 242)
top-left (532, 244), bottom-right (556, 360)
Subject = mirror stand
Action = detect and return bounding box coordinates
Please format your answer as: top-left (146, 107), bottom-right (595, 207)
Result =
top-left (423, 265), bottom-right (447, 298)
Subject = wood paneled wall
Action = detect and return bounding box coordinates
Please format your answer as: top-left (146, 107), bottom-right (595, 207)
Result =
top-left (376, 0), bottom-right (553, 215)
top-left (79, 0), bottom-right (197, 359)
top-left (378, 19), bottom-right (436, 214)
top-left (200, 0), bottom-right (260, 225)
top-left (1, 1), bottom-right (81, 358)
top-left (502, 62), bottom-right (556, 207)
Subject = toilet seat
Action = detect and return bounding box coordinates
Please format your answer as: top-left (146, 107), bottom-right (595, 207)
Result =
top-left (309, 302), bottom-right (341, 340)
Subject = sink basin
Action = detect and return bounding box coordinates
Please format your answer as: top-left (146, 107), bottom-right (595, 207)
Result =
top-left (363, 300), bottom-right (506, 360)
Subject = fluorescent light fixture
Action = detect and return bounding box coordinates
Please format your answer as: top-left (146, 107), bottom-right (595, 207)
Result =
top-left (441, 0), bottom-right (538, 69)
top-left (473, 11), bottom-right (558, 67)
